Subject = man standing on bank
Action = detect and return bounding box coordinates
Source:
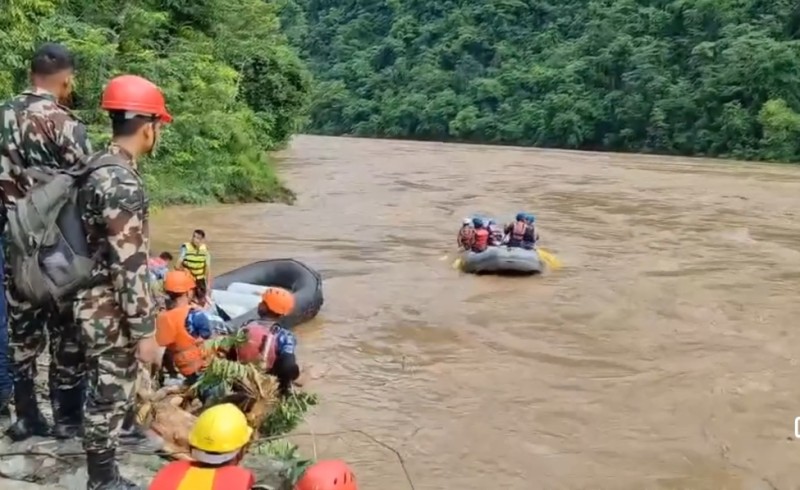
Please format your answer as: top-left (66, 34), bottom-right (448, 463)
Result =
top-left (74, 74), bottom-right (169, 489)
top-left (0, 43), bottom-right (91, 439)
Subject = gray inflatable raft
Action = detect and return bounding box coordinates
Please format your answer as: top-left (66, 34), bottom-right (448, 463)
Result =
top-left (210, 259), bottom-right (324, 329)
top-left (461, 246), bottom-right (543, 275)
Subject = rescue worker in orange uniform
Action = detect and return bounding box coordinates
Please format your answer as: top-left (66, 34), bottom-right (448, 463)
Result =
top-left (470, 217), bottom-right (490, 253)
top-left (155, 270), bottom-right (213, 389)
top-left (235, 288), bottom-right (301, 395)
top-left (295, 459), bottom-right (358, 490)
top-left (457, 218), bottom-right (474, 250)
top-left (148, 403), bottom-right (256, 490)
top-left (505, 212), bottom-right (538, 249)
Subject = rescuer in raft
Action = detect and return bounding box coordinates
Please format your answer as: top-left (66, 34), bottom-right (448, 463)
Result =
top-left (504, 212), bottom-right (538, 249)
top-left (457, 217), bottom-right (474, 250)
top-left (148, 402), bottom-right (359, 490)
top-left (235, 287), bottom-right (301, 395)
top-left (486, 219), bottom-right (503, 246)
top-left (470, 217), bottom-right (490, 253)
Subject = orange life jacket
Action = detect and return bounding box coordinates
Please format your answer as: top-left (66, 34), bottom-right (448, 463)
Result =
top-left (458, 226), bottom-right (475, 248)
top-left (509, 221), bottom-right (534, 246)
top-left (155, 304), bottom-right (210, 376)
top-left (148, 460), bottom-right (254, 490)
top-left (472, 228), bottom-right (489, 252)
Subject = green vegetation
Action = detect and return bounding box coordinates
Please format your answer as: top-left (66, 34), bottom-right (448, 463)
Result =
top-left (286, 0), bottom-right (800, 162)
top-left (261, 390), bottom-right (319, 436)
top-left (1, 0), bottom-right (312, 205)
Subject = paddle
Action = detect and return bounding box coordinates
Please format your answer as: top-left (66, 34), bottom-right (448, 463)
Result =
top-left (536, 248), bottom-right (562, 270)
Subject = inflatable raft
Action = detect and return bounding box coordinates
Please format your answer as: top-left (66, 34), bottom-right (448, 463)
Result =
top-left (460, 246), bottom-right (543, 275)
top-left (210, 259), bottom-right (324, 329)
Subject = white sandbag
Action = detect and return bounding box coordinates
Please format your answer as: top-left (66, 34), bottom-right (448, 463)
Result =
top-left (226, 282), bottom-right (270, 295)
top-left (217, 303), bottom-right (250, 319)
top-left (210, 289), bottom-right (262, 311)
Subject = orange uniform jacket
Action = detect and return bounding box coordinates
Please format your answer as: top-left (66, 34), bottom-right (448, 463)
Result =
top-left (148, 461), bottom-right (255, 490)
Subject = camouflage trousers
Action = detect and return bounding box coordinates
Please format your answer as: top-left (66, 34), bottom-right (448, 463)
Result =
top-left (74, 300), bottom-right (137, 453)
top-left (3, 258), bottom-right (85, 393)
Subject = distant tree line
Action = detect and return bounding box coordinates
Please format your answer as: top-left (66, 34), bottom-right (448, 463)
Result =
top-left (284, 0), bottom-right (800, 162)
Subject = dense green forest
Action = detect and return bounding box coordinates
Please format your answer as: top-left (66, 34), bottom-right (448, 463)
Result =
top-left (285, 0), bottom-right (800, 162)
top-left (1, 0), bottom-right (311, 205)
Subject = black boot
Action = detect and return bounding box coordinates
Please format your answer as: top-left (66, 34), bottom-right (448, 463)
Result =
top-left (52, 384), bottom-right (84, 439)
top-left (86, 449), bottom-right (140, 490)
top-left (0, 389), bottom-right (10, 419)
top-left (118, 408), bottom-right (163, 453)
top-left (5, 378), bottom-right (50, 441)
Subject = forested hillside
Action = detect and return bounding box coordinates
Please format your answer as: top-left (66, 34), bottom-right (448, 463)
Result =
top-left (1, 0), bottom-right (311, 205)
top-left (285, 0), bottom-right (800, 162)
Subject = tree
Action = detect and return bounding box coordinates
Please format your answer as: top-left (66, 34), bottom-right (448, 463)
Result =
top-left (1, 0), bottom-right (312, 205)
top-left (287, 0), bottom-right (800, 163)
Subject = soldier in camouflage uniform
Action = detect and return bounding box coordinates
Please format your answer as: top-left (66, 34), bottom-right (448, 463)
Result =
top-left (0, 43), bottom-right (91, 439)
top-left (75, 74), bottom-right (171, 490)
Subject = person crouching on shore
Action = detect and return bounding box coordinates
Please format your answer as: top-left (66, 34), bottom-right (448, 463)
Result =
top-left (235, 287), bottom-right (301, 395)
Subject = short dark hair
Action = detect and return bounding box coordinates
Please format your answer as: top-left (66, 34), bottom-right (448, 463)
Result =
top-left (159, 251), bottom-right (173, 261)
top-left (30, 43), bottom-right (75, 76)
top-left (193, 229), bottom-right (205, 238)
top-left (109, 111), bottom-right (153, 137)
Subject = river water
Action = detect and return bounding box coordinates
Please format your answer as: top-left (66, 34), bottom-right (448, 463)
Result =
top-left (152, 135), bottom-right (800, 490)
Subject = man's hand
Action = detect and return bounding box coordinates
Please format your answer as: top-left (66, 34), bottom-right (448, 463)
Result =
top-left (136, 336), bottom-right (164, 368)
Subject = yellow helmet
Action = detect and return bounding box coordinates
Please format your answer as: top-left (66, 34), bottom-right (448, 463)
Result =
top-left (188, 403), bottom-right (253, 455)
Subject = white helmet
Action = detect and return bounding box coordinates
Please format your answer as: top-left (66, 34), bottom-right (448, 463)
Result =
top-left (462, 218), bottom-right (471, 225)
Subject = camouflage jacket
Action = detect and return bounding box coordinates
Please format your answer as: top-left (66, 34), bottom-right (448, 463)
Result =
top-left (74, 144), bottom-right (154, 340)
top-left (0, 87), bottom-right (92, 206)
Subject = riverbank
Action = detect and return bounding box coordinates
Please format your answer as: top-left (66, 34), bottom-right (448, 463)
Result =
top-left (0, 363), bottom-right (318, 488)
top-left (144, 151), bottom-right (297, 208)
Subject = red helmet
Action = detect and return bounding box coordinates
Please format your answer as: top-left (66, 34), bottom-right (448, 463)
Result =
top-left (101, 75), bottom-right (172, 123)
top-left (295, 460), bottom-right (357, 490)
top-left (236, 323), bottom-right (277, 369)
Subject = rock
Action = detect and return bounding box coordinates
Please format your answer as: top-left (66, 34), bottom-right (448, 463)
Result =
top-left (0, 354), bottom-right (295, 489)
top-left (56, 453), bottom-right (162, 490)
top-left (0, 435), bottom-right (297, 489)
top-left (2, 480), bottom-right (47, 490)
top-left (245, 455), bottom-right (299, 490)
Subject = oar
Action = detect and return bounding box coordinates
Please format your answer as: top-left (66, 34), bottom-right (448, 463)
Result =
top-left (537, 248), bottom-right (562, 270)
top-left (452, 257), bottom-right (464, 270)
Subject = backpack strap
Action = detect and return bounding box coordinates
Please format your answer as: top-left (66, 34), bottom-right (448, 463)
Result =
top-left (23, 158), bottom-right (131, 184)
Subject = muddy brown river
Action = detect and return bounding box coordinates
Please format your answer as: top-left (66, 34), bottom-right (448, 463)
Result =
top-left (152, 135), bottom-right (800, 490)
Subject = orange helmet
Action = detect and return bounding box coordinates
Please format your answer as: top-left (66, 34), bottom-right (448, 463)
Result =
top-left (261, 287), bottom-right (295, 316)
top-left (163, 270), bottom-right (196, 294)
top-left (101, 75), bottom-right (172, 123)
top-left (295, 460), bottom-right (357, 490)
